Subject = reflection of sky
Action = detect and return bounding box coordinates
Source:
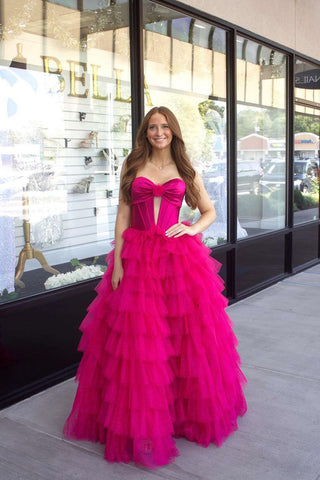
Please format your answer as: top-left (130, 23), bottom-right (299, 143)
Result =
top-left (0, 67), bottom-right (63, 131)
top-left (51, 0), bottom-right (77, 8)
top-left (237, 104), bottom-right (265, 113)
top-left (172, 17), bottom-right (191, 43)
top-left (147, 16), bottom-right (226, 54)
top-left (145, 21), bottom-right (168, 35)
top-left (0, 67), bottom-right (66, 220)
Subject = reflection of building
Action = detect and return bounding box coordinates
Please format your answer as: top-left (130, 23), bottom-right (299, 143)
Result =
top-left (239, 134), bottom-right (268, 162)
top-left (239, 132), bottom-right (320, 165)
top-left (268, 140), bottom-right (286, 160)
top-left (295, 132), bottom-right (319, 160)
top-left (0, 0), bottom-right (320, 410)
top-left (238, 134), bottom-right (287, 164)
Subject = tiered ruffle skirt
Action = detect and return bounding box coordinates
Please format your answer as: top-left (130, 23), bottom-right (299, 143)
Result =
top-left (63, 226), bottom-right (247, 468)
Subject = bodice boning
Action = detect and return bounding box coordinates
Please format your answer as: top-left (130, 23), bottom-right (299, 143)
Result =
top-left (131, 176), bottom-right (186, 231)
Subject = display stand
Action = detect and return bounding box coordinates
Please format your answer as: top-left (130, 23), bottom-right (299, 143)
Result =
top-left (15, 190), bottom-right (60, 288)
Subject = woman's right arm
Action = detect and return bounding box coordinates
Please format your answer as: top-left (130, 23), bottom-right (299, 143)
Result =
top-left (111, 195), bottom-right (131, 290)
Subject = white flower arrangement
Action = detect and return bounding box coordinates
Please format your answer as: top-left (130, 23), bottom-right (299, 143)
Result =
top-left (44, 265), bottom-right (104, 290)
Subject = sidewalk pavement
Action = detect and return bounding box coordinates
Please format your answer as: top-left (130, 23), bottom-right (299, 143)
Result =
top-left (0, 265), bottom-right (320, 480)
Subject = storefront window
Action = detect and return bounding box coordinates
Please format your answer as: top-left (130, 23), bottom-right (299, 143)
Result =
top-left (294, 58), bottom-right (320, 224)
top-left (143, 0), bottom-right (227, 247)
top-left (0, 0), bottom-right (131, 302)
top-left (237, 36), bottom-right (287, 238)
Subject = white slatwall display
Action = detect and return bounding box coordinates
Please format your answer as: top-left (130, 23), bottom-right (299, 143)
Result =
top-left (10, 65), bottom-right (132, 272)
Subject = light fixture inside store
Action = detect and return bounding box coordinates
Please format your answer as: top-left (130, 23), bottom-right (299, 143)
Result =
top-left (0, 0), bottom-right (36, 40)
top-left (9, 43), bottom-right (27, 69)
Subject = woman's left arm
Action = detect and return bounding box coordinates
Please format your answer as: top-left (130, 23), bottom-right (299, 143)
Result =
top-left (166, 172), bottom-right (217, 238)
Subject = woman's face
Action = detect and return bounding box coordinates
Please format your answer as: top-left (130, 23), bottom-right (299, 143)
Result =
top-left (146, 113), bottom-right (173, 152)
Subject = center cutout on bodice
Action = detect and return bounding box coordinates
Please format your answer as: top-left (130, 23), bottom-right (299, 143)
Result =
top-left (152, 183), bottom-right (166, 225)
top-left (153, 195), bottom-right (162, 225)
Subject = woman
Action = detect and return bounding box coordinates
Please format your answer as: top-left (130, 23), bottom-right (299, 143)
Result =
top-left (63, 106), bottom-right (247, 469)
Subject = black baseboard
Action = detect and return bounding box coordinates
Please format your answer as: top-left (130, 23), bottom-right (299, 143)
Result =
top-left (0, 363), bottom-right (78, 410)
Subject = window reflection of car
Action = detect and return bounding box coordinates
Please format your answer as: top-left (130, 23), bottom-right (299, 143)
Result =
top-left (202, 161), bottom-right (263, 195)
top-left (259, 161), bottom-right (285, 193)
top-left (294, 160), bottom-right (318, 193)
top-left (260, 159), bottom-right (319, 194)
top-left (202, 163), bottom-right (226, 198)
top-left (237, 161), bottom-right (263, 195)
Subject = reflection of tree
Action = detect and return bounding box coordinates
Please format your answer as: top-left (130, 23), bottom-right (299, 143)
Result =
top-left (295, 114), bottom-right (320, 136)
top-left (198, 99), bottom-right (225, 166)
top-left (166, 98), bottom-right (204, 167)
top-left (198, 100), bottom-right (225, 133)
top-left (196, 99), bottom-right (238, 242)
top-left (237, 109), bottom-right (285, 139)
top-left (311, 167), bottom-right (320, 195)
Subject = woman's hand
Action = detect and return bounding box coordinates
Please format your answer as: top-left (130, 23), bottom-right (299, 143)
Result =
top-left (166, 173), bottom-right (216, 237)
top-left (111, 263), bottom-right (124, 290)
top-left (165, 222), bottom-right (197, 238)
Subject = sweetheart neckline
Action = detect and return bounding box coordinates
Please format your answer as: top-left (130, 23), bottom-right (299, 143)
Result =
top-left (133, 176), bottom-right (185, 187)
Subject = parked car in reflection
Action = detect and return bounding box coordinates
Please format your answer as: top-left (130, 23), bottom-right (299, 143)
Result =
top-left (259, 159), bottom-right (319, 193)
top-left (293, 160), bottom-right (318, 193)
top-left (201, 162), bottom-right (226, 197)
top-left (259, 160), bottom-right (285, 193)
top-left (202, 161), bottom-right (263, 195)
top-left (237, 161), bottom-right (263, 194)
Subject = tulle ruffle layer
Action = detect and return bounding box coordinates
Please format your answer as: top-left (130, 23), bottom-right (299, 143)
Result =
top-left (63, 225), bottom-right (247, 468)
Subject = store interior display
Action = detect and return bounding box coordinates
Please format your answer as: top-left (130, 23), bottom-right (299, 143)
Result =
top-left (0, 40), bottom-right (131, 302)
top-left (79, 131), bottom-right (98, 149)
top-left (31, 214), bottom-right (64, 249)
top-left (28, 170), bottom-right (64, 248)
top-left (0, 68), bottom-right (129, 301)
top-left (102, 148), bottom-right (119, 175)
top-left (9, 43), bottom-right (27, 70)
top-left (44, 255), bottom-right (107, 290)
top-left (72, 176), bottom-right (94, 194)
top-left (15, 188), bottom-right (60, 289)
top-left (84, 156), bottom-right (93, 167)
top-left (111, 115), bottom-right (130, 133)
top-left (4, 254), bottom-right (107, 301)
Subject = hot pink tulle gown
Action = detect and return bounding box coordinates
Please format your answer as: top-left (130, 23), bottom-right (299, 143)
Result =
top-left (63, 176), bottom-right (247, 468)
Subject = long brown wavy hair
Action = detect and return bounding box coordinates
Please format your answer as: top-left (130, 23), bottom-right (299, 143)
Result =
top-left (121, 106), bottom-right (199, 209)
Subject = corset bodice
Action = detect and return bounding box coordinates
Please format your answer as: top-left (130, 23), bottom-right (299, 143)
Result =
top-left (131, 176), bottom-right (186, 231)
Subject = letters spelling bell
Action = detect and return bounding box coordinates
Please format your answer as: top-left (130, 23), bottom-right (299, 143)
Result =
top-left (40, 55), bottom-right (153, 105)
